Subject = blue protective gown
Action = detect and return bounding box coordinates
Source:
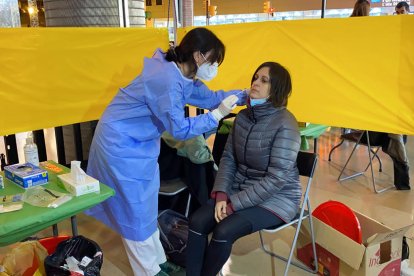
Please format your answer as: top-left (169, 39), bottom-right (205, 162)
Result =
top-left (85, 49), bottom-right (245, 241)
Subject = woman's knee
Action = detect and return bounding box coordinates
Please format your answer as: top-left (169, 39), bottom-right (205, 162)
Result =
top-left (211, 215), bottom-right (253, 242)
top-left (188, 215), bottom-right (204, 233)
top-left (211, 224), bottom-right (234, 242)
top-left (188, 208), bottom-right (213, 233)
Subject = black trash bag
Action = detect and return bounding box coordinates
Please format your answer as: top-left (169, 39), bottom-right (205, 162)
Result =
top-left (402, 236), bottom-right (410, 261)
top-left (158, 209), bottom-right (188, 268)
top-left (44, 235), bottom-right (103, 276)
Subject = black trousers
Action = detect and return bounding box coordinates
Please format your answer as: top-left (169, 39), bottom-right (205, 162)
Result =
top-left (186, 199), bottom-right (284, 276)
top-left (363, 132), bottom-right (410, 189)
top-left (383, 134), bottom-right (410, 189)
top-left (391, 155), bottom-right (410, 189)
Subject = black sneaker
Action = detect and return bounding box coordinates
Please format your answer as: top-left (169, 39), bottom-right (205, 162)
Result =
top-left (396, 186), bottom-right (411, 190)
top-left (155, 271), bottom-right (169, 276)
top-left (160, 261), bottom-right (182, 274)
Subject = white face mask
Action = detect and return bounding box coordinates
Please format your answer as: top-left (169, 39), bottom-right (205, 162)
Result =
top-left (196, 52), bottom-right (218, 81)
top-left (196, 62), bottom-right (218, 81)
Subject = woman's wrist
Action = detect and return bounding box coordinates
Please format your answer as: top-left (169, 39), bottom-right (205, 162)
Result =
top-left (226, 204), bottom-right (234, 215)
top-left (215, 191), bottom-right (228, 202)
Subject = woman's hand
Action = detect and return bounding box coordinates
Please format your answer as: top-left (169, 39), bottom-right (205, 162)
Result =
top-left (215, 201), bottom-right (228, 222)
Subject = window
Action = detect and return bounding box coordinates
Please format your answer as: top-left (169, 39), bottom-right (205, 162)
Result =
top-left (146, 0), bottom-right (152, 6)
top-left (156, 0), bottom-right (162, 5)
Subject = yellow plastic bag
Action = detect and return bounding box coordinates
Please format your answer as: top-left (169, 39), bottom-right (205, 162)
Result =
top-left (0, 240), bottom-right (48, 276)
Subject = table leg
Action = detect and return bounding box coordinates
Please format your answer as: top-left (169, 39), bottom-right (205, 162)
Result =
top-left (52, 224), bottom-right (58, 236)
top-left (300, 137), bottom-right (309, 150)
top-left (313, 138), bottom-right (318, 154)
top-left (71, 216), bottom-right (78, 236)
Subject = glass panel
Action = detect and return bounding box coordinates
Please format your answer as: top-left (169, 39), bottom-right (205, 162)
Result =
top-left (0, 0), bottom-right (21, 27)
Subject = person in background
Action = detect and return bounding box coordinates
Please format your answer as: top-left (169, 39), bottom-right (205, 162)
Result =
top-left (186, 62), bottom-right (301, 276)
top-left (351, 0), bottom-right (371, 17)
top-left (390, 2), bottom-right (411, 191)
top-left (85, 27), bottom-right (247, 276)
top-left (395, 1), bottom-right (410, 14)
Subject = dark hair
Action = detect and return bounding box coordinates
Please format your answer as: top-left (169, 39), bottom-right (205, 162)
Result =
top-left (165, 28), bottom-right (225, 76)
top-left (351, 0), bottom-right (370, 17)
top-left (251, 62), bottom-right (292, 107)
top-left (396, 1), bottom-right (410, 11)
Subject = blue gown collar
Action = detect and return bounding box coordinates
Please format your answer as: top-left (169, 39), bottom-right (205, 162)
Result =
top-left (152, 48), bottom-right (192, 83)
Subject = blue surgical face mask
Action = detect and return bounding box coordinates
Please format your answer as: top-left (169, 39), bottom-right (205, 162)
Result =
top-left (250, 97), bottom-right (268, 107)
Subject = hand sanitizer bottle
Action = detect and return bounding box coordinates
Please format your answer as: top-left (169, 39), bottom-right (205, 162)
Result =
top-left (24, 132), bottom-right (39, 166)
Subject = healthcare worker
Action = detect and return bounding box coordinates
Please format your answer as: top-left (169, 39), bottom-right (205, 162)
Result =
top-left (85, 27), bottom-right (247, 276)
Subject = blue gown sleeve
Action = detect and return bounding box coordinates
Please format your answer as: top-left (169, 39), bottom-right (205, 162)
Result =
top-left (187, 80), bottom-right (247, 110)
top-left (145, 79), bottom-right (219, 141)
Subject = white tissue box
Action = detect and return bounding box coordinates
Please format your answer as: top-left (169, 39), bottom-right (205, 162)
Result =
top-left (58, 173), bottom-right (100, 196)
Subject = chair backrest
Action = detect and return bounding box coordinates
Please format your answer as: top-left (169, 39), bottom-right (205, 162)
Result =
top-left (159, 138), bottom-right (184, 181)
top-left (212, 113), bottom-right (237, 166)
top-left (296, 151), bottom-right (318, 223)
top-left (297, 151), bottom-right (317, 178)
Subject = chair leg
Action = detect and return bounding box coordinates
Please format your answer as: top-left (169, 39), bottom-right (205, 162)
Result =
top-left (371, 147), bottom-right (382, 172)
top-left (364, 147), bottom-right (381, 172)
top-left (283, 212), bottom-right (318, 276)
top-left (305, 201), bottom-right (318, 274)
top-left (184, 193), bottom-right (191, 217)
top-left (376, 155), bottom-right (382, 173)
top-left (328, 139), bottom-right (345, 161)
top-left (259, 219), bottom-right (318, 274)
top-left (365, 136), bottom-right (394, 194)
top-left (339, 132), bottom-right (393, 193)
top-left (338, 138), bottom-right (364, 181)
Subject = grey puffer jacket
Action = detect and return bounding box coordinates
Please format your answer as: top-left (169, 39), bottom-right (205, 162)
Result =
top-left (212, 102), bottom-right (301, 222)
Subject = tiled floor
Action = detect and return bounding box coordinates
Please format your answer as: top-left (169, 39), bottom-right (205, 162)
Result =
top-left (1, 128), bottom-right (413, 275)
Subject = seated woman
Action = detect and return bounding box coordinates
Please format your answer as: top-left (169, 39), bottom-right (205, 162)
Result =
top-left (186, 62), bottom-right (301, 276)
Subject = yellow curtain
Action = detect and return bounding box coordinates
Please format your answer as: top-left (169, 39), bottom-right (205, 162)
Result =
top-left (0, 28), bottom-right (168, 135)
top-left (1, 16), bottom-right (413, 135)
top-left (187, 16), bottom-right (414, 135)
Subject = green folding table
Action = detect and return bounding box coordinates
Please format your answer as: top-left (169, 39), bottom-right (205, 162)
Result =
top-left (0, 161), bottom-right (115, 247)
top-left (299, 124), bottom-right (329, 153)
